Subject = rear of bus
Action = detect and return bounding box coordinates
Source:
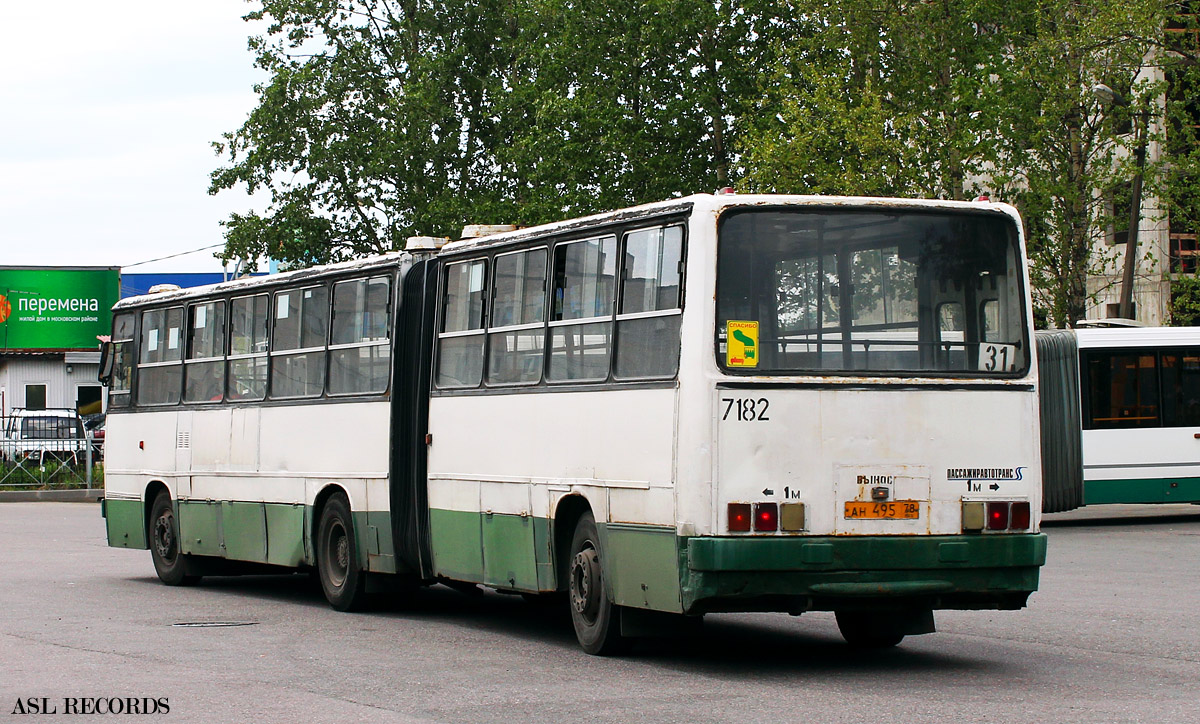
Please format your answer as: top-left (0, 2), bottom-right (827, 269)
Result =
top-left (677, 197), bottom-right (1046, 645)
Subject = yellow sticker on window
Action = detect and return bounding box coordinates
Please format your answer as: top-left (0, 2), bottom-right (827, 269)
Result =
top-left (726, 321), bottom-right (759, 367)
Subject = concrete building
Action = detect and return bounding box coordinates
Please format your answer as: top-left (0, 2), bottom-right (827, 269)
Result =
top-left (1083, 60), bottom-right (1172, 326)
top-left (1083, 18), bottom-right (1200, 326)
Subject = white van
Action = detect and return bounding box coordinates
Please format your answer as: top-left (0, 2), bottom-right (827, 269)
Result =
top-left (1, 409), bottom-right (88, 465)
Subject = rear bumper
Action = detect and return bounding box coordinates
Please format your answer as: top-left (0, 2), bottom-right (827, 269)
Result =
top-left (680, 533), bottom-right (1047, 615)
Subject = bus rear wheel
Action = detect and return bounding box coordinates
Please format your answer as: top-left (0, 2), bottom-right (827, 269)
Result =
top-left (835, 610), bottom-right (906, 648)
top-left (567, 512), bottom-right (628, 655)
top-left (148, 492), bottom-right (199, 586)
top-left (316, 492), bottom-right (367, 611)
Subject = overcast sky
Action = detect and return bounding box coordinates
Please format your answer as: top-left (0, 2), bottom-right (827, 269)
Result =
top-left (0, 1), bottom-right (268, 274)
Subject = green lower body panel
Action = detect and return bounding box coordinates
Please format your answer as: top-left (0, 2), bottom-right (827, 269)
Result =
top-left (267, 504), bottom-right (307, 567)
top-left (355, 510), bottom-right (396, 574)
top-left (105, 498), bottom-right (146, 550)
top-left (602, 524), bottom-right (682, 612)
top-left (114, 496), bottom-right (1046, 618)
top-left (428, 508), bottom-right (554, 590)
top-left (425, 510), bottom-right (1041, 617)
top-left (430, 508), bottom-right (486, 582)
top-left (1084, 477), bottom-right (1200, 505)
top-left (222, 501), bottom-right (267, 561)
top-left (428, 509), bottom-right (683, 610)
top-left (174, 500), bottom-right (307, 566)
top-left (179, 501), bottom-right (223, 557)
top-left (106, 495), bottom-right (373, 572)
top-left (680, 533), bottom-right (1047, 615)
top-left (483, 513), bottom-right (539, 590)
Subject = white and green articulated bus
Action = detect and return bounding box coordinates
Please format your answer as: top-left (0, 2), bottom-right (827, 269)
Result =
top-left (100, 193), bottom-right (1047, 654)
top-left (1037, 326), bottom-right (1200, 511)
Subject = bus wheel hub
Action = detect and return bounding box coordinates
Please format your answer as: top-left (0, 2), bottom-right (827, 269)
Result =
top-left (154, 514), bottom-right (174, 559)
top-left (570, 549), bottom-right (600, 618)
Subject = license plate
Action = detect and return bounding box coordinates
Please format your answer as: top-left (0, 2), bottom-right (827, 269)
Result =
top-left (843, 501), bottom-right (921, 519)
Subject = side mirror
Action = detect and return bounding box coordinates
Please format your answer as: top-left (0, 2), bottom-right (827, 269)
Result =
top-left (98, 341), bottom-right (114, 385)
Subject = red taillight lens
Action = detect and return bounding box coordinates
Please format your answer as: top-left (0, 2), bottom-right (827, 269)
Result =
top-left (1010, 502), bottom-right (1031, 530)
top-left (754, 503), bottom-right (779, 532)
top-left (986, 502), bottom-right (1010, 531)
top-left (728, 503), bottom-right (751, 532)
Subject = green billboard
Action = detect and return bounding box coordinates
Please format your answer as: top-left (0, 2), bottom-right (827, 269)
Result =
top-left (0, 267), bottom-right (120, 351)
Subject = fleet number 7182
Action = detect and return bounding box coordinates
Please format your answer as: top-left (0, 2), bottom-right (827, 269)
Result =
top-left (721, 397), bottom-right (770, 422)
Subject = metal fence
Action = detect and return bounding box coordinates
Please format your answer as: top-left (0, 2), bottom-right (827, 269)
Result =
top-left (0, 412), bottom-right (103, 489)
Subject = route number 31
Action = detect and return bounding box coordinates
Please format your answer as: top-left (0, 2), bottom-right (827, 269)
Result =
top-left (977, 343), bottom-right (1017, 372)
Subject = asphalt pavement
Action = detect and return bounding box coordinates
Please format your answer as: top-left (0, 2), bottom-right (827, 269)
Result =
top-left (1, 502), bottom-right (1198, 723)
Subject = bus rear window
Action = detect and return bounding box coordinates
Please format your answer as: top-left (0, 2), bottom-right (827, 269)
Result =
top-left (716, 208), bottom-right (1028, 376)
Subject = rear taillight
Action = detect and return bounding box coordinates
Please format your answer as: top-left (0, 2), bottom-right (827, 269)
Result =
top-left (728, 501), bottom-right (805, 533)
top-left (986, 502), bottom-right (1010, 530)
top-left (728, 503), bottom-right (751, 532)
top-left (754, 503), bottom-right (778, 532)
top-left (964, 500), bottom-right (1031, 533)
top-left (1010, 502), bottom-right (1031, 530)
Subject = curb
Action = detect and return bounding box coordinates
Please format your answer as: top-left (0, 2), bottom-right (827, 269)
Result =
top-left (0, 489), bottom-right (105, 503)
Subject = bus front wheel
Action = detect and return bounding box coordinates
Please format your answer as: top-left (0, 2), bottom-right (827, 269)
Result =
top-left (316, 492), bottom-right (367, 611)
top-left (148, 492), bottom-right (199, 586)
top-left (567, 512), bottom-right (628, 655)
top-left (834, 610), bottom-right (906, 648)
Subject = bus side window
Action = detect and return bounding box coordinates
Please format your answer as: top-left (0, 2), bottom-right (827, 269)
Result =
top-left (1084, 351), bottom-right (1160, 429)
top-left (108, 314), bottom-right (135, 408)
top-left (184, 301), bottom-right (226, 403)
top-left (271, 285), bottom-right (330, 399)
top-left (137, 307), bottom-right (183, 406)
top-left (228, 294), bottom-right (269, 401)
top-left (329, 276), bottom-right (392, 395)
top-left (1160, 351), bottom-right (1200, 428)
top-left (487, 249), bottom-right (547, 385)
top-left (614, 225), bottom-right (684, 379)
top-left (548, 235), bottom-right (616, 382)
top-left (437, 260), bottom-right (488, 388)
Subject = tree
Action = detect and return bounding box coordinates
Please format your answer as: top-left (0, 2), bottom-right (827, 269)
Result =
top-left (737, 0), bottom-right (1172, 329)
top-left (991, 0), bottom-right (1167, 327)
top-left (210, 0), bottom-right (522, 267)
top-left (214, 0), bottom-right (1191, 332)
top-left (737, 0), bottom-right (1011, 199)
top-left (1170, 274), bottom-right (1200, 325)
top-left (1163, 8), bottom-right (1200, 281)
top-left (211, 0), bottom-right (785, 269)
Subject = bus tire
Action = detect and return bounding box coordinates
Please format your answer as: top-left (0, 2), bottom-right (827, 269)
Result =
top-left (316, 492), bottom-right (367, 612)
top-left (567, 512), bottom-right (628, 655)
top-left (835, 610), bottom-right (905, 648)
top-left (148, 492), bottom-right (199, 586)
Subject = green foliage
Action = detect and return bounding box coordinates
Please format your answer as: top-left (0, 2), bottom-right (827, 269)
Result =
top-left (212, 0), bottom-right (786, 267)
top-left (1163, 10), bottom-right (1200, 255)
top-left (738, 0), bottom-right (1170, 328)
top-left (738, 0), bottom-right (1009, 199)
top-left (214, 0), bottom-right (1194, 332)
top-left (0, 461), bottom-right (102, 490)
top-left (1171, 275), bottom-right (1200, 326)
top-left (993, 0), bottom-right (1167, 328)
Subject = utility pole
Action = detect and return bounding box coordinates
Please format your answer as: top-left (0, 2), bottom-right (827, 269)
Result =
top-left (1093, 83), bottom-right (1150, 321)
